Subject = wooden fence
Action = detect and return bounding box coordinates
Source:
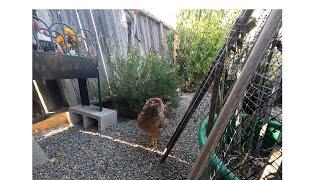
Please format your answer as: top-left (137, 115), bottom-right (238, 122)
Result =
top-left (33, 9), bottom-right (174, 120)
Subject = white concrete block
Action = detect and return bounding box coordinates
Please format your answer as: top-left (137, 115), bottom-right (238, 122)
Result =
top-left (69, 112), bottom-right (82, 125)
top-left (83, 116), bottom-right (96, 129)
top-left (69, 105), bottom-right (117, 132)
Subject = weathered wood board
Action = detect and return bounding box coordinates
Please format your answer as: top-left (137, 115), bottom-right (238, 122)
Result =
top-left (33, 9), bottom-right (172, 116)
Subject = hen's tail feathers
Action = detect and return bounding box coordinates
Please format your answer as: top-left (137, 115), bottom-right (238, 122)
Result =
top-left (164, 101), bottom-right (173, 118)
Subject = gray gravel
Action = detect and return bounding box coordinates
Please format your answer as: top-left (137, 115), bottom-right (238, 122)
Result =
top-left (33, 93), bottom-right (203, 180)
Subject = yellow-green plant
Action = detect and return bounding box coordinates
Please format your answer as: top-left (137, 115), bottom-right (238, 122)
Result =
top-left (174, 9), bottom-right (240, 91)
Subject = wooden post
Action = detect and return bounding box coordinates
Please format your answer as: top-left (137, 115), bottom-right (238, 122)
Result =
top-left (187, 10), bottom-right (282, 180)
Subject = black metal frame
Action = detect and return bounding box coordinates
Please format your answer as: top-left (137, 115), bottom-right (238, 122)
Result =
top-left (32, 15), bottom-right (103, 115)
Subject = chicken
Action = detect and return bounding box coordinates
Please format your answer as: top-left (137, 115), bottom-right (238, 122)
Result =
top-left (137, 98), bottom-right (171, 151)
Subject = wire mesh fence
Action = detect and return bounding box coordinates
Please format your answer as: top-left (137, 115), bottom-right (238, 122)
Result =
top-left (190, 10), bottom-right (271, 124)
top-left (159, 10), bottom-right (282, 180)
top-left (196, 9), bottom-right (282, 180)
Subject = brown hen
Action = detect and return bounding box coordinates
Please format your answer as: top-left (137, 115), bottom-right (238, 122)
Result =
top-left (137, 98), bottom-right (170, 151)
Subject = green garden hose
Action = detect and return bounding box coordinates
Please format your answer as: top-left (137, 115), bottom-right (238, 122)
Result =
top-left (198, 116), bottom-right (239, 180)
top-left (198, 115), bottom-right (281, 179)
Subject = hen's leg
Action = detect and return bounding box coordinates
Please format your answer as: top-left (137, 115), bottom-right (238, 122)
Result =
top-left (153, 137), bottom-right (159, 151)
top-left (147, 137), bottom-right (155, 148)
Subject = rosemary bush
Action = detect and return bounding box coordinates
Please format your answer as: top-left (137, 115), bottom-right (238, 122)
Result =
top-left (103, 50), bottom-right (181, 118)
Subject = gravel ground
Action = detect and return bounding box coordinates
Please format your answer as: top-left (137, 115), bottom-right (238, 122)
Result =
top-left (33, 93), bottom-right (203, 180)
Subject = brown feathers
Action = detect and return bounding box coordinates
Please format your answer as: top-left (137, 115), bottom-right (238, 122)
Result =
top-left (137, 98), bottom-right (168, 149)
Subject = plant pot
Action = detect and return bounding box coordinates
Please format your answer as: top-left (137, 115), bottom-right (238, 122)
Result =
top-left (92, 99), bottom-right (115, 110)
top-left (116, 106), bottom-right (139, 119)
top-left (101, 99), bottom-right (115, 109)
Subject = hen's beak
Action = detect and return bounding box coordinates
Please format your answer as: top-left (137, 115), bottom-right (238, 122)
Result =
top-left (151, 102), bottom-right (158, 113)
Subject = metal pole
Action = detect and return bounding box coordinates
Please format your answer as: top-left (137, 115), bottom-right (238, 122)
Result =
top-left (188, 9), bottom-right (282, 180)
top-left (97, 73), bottom-right (103, 111)
top-left (78, 78), bottom-right (90, 106)
top-left (207, 62), bottom-right (223, 135)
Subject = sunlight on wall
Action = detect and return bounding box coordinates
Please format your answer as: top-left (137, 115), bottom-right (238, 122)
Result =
top-left (33, 80), bottom-right (49, 113)
top-left (75, 10), bottom-right (88, 51)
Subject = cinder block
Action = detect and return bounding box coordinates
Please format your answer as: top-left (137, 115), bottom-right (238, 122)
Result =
top-left (69, 112), bottom-right (82, 125)
top-left (83, 116), bottom-right (96, 129)
top-left (33, 138), bottom-right (48, 168)
top-left (69, 105), bottom-right (117, 132)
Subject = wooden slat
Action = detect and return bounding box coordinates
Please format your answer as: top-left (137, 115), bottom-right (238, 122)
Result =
top-left (77, 9), bottom-right (103, 100)
top-left (32, 111), bottom-right (70, 133)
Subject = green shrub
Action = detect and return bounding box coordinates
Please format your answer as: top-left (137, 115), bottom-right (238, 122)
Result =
top-left (173, 10), bottom-right (240, 91)
top-left (103, 50), bottom-right (181, 118)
